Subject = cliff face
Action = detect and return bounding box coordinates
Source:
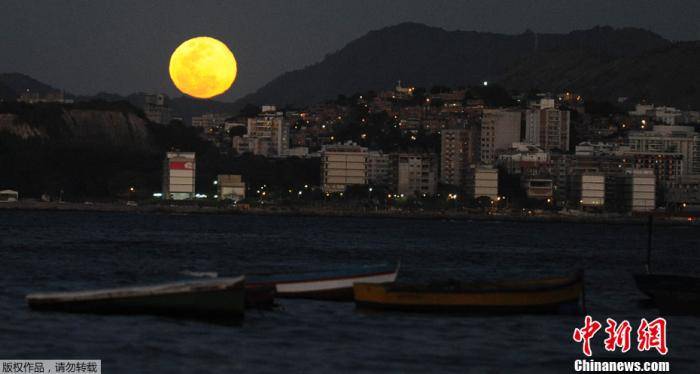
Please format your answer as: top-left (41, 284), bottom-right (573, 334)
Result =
top-left (0, 106), bottom-right (151, 149)
top-left (60, 109), bottom-right (150, 148)
top-left (0, 113), bottom-right (47, 139)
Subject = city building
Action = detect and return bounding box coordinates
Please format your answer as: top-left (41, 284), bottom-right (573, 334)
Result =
top-left (234, 106), bottom-right (290, 157)
top-left (497, 142), bottom-right (549, 176)
top-left (390, 153), bottom-right (438, 196)
top-left (0, 190), bottom-right (18, 202)
top-left (627, 152), bottom-right (683, 183)
top-left (143, 94), bottom-right (172, 124)
top-left (163, 151), bottom-right (195, 200)
top-left (465, 166), bottom-right (498, 201)
top-left (626, 125), bottom-right (700, 176)
top-left (525, 178), bottom-right (554, 200)
top-left (663, 176), bottom-right (700, 207)
top-left (18, 90), bottom-right (72, 104)
top-left (525, 101), bottom-right (571, 152)
top-left (192, 113), bottom-right (229, 129)
top-left (575, 142), bottom-right (628, 156)
top-left (367, 151), bottom-right (391, 187)
top-left (606, 169), bottom-right (656, 213)
top-left (549, 153), bottom-right (633, 205)
top-left (629, 104), bottom-right (683, 125)
top-left (393, 80), bottom-right (415, 99)
top-left (480, 109), bottom-right (522, 164)
top-left (440, 127), bottom-right (479, 186)
top-left (624, 169), bottom-right (656, 212)
top-left (217, 174), bottom-right (246, 201)
top-left (569, 173), bottom-right (605, 209)
top-left (321, 142), bottom-right (368, 193)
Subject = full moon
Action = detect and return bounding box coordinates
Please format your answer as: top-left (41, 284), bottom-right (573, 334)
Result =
top-left (169, 36), bottom-right (237, 99)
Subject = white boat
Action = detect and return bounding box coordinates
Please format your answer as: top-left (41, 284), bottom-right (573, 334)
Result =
top-left (247, 263), bottom-right (399, 301)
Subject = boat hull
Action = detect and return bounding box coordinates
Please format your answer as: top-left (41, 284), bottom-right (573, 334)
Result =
top-left (248, 265), bottom-right (399, 301)
top-left (27, 277), bottom-right (245, 322)
top-left (354, 273), bottom-right (584, 315)
top-left (634, 273), bottom-right (700, 315)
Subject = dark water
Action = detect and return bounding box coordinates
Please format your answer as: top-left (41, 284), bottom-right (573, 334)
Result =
top-left (1, 211), bottom-right (698, 373)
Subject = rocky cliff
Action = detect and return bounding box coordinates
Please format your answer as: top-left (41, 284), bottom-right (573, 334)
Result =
top-left (0, 104), bottom-right (151, 149)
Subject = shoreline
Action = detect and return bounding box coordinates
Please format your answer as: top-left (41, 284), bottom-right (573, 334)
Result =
top-left (1, 201), bottom-right (697, 226)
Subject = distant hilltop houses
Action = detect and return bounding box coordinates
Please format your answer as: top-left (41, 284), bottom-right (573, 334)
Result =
top-left (17, 89), bottom-right (73, 104)
top-left (132, 82), bottom-right (700, 213)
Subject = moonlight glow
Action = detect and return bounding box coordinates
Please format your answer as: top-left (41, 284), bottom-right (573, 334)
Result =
top-left (169, 36), bottom-right (237, 99)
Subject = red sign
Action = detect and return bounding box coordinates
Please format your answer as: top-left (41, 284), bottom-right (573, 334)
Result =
top-left (170, 161), bottom-right (194, 170)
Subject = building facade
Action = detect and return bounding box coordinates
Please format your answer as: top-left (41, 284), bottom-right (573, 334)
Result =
top-left (233, 106), bottom-right (290, 157)
top-left (163, 151), bottom-right (195, 200)
top-left (569, 173), bottom-right (605, 208)
top-left (440, 127), bottom-right (479, 186)
top-left (480, 109), bottom-right (522, 165)
top-left (525, 107), bottom-right (571, 152)
top-left (465, 166), bottom-right (499, 201)
top-left (321, 142), bottom-right (368, 193)
top-left (626, 126), bottom-right (700, 176)
top-left (390, 153), bottom-right (438, 196)
top-left (367, 151), bottom-right (391, 187)
top-left (217, 174), bottom-right (246, 201)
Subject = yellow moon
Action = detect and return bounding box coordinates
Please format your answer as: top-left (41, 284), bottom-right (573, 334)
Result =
top-left (169, 36), bottom-right (237, 99)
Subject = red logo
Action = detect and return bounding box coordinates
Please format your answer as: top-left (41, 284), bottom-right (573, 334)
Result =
top-left (573, 315), bottom-right (602, 357)
top-left (573, 317), bottom-right (668, 356)
top-left (170, 161), bottom-right (194, 170)
top-left (637, 318), bottom-right (668, 355)
top-left (604, 318), bottom-right (632, 353)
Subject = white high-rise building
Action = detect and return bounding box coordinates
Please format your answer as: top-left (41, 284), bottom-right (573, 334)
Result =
top-left (321, 142), bottom-right (368, 193)
top-left (480, 109), bottom-right (522, 165)
top-left (163, 151), bottom-right (195, 200)
top-left (626, 125), bottom-right (700, 176)
top-left (367, 151), bottom-right (391, 187)
top-left (465, 166), bottom-right (498, 201)
top-left (525, 103), bottom-right (570, 152)
top-left (233, 106), bottom-right (290, 157)
top-left (391, 153), bottom-right (438, 196)
top-left (623, 169), bottom-right (656, 212)
top-left (441, 127), bottom-right (478, 186)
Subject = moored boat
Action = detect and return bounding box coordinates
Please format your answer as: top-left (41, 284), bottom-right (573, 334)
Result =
top-left (634, 273), bottom-right (700, 315)
top-left (26, 276), bottom-right (246, 321)
top-left (632, 215), bottom-right (700, 315)
top-left (353, 271), bottom-right (584, 314)
top-left (247, 263), bottom-right (399, 301)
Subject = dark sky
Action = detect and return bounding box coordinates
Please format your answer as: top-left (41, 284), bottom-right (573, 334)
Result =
top-left (2, 0), bottom-right (698, 101)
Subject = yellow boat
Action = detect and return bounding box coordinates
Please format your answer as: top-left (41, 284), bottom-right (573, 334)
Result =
top-left (353, 271), bottom-right (584, 314)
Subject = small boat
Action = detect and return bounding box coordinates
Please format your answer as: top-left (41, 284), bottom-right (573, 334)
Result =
top-left (247, 263), bottom-right (399, 301)
top-left (353, 271), bottom-right (584, 314)
top-left (634, 273), bottom-right (700, 315)
top-left (26, 276), bottom-right (246, 321)
top-left (633, 216), bottom-right (700, 315)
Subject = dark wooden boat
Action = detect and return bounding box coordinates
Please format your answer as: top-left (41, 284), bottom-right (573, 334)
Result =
top-left (354, 271), bottom-right (584, 314)
top-left (634, 273), bottom-right (700, 315)
top-left (633, 216), bottom-right (700, 315)
top-left (244, 284), bottom-right (277, 309)
top-left (26, 276), bottom-right (245, 321)
top-left (247, 263), bottom-right (399, 301)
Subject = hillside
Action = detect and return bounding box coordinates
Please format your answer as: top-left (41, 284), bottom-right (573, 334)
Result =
top-left (0, 73), bottom-right (64, 100)
top-left (0, 101), bottom-right (204, 198)
top-left (234, 23), bottom-right (685, 108)
top-left (501, 41), bottom-right (700, 108)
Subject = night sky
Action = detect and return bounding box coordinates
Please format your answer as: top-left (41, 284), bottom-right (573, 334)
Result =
top-left (2, 0), bottom-right (698, 101)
